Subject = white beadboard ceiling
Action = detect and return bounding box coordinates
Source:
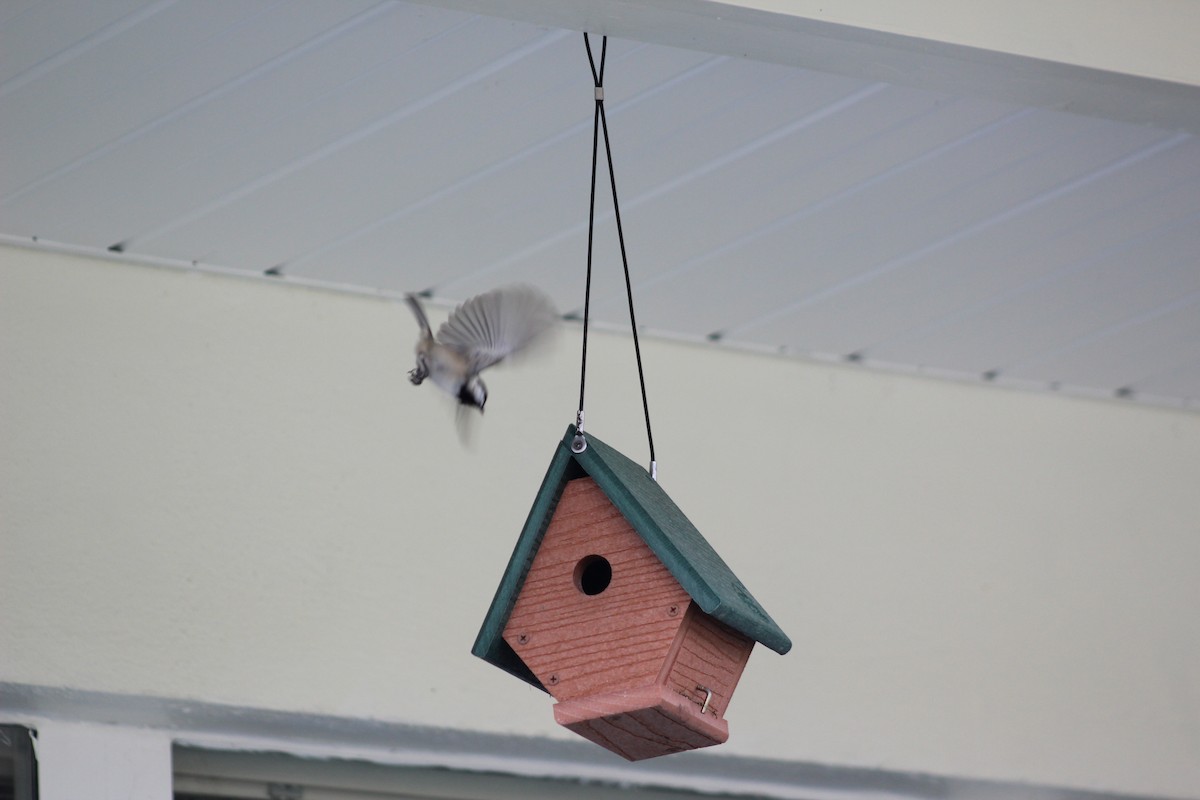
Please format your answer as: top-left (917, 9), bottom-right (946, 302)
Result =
top-left (3, 0), bottom-right (1199, 410)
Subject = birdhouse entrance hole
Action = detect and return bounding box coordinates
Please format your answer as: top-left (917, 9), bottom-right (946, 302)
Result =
top-left (574, 555), bottom-right (611, 595)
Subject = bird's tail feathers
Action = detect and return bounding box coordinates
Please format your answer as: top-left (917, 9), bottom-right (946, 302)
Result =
top-left (404, 294), bottom-right (433, 337)
top-left (455, 403), bottom-right (481, 447)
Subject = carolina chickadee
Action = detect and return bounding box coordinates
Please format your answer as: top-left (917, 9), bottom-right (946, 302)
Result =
top-left (405, 285), bottom-right (558, 414)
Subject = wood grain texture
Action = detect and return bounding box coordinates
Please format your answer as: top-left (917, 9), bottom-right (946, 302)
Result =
top-left (503, 478), bottom-right (690, 701)
top-left (661, 603), bottom-right (755, 720)
top-left (567, 425), bottom-right (792, 655)
top-left (553, 683), bottom-right (729, 761)
top-left (474, 424), bottom-right (789, 700)
top-left (471, 438), bottom-right (577, 690)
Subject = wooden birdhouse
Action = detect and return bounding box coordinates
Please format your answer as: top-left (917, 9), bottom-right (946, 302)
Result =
top-left (472, 425), bottom-right (791, 761)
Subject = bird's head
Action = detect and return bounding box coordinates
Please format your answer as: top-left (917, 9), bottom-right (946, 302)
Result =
top-left (458, 377), bottom-right (487, 412)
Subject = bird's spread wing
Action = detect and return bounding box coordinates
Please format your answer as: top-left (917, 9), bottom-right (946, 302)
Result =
top-left (437, 285), bottom-right (558, 373)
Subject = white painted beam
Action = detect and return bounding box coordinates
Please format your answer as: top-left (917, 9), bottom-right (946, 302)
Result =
top-left (727, 0), bottom-right (1200, 85)
top-left (413, 0), bottom-right (1200, 132)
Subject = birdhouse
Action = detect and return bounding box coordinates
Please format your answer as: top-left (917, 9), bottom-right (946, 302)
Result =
top-left (472, 425), bottom-right (791, 761)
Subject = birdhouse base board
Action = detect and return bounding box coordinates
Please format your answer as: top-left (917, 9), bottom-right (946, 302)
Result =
top-left (553, 683), bottom-right (729, 761)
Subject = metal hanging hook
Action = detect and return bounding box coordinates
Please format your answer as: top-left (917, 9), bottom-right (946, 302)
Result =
top-left (572, 411), bottom-right (587, 453)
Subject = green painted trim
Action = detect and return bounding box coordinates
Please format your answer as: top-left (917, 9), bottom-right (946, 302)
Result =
top-left (572, 427), bottom-right (792, 655)
top-left (472, 426), bottom-right (791, 690)
top-left (469, 439), bottom-right (576, 692)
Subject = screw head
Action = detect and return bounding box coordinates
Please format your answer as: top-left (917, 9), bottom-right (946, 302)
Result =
top-left (668, 604), bottom-right (679, 616)
top-left (517, 633), bottom-right (529, 645)
top-left (548, 674), bottom-right (559, 685)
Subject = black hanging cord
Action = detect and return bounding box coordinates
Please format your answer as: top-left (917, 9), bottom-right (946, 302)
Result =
top-left (576, 35), bottom-right (603, 430)
top-left (575, 33), bottom-right (657, 476)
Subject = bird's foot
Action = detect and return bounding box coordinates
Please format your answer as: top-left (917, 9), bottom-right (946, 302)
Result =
top-left (408, 366), bottom-right (426, 385)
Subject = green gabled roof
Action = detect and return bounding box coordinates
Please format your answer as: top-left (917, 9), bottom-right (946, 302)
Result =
top-left (472, 425), bottom-right (791, 692)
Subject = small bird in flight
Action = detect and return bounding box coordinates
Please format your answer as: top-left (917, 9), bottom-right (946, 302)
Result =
top-left (405, 284), bottom-right (558, 419)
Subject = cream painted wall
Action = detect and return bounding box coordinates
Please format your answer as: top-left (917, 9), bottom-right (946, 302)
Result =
top-left (2, 244), bottom-right (1199, 796)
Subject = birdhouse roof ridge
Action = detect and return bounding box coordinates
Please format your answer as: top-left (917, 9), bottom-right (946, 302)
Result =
top-left (572, 426), bottom-right (790, 652)
top-left (472, 425), bottom-right (791, 691)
